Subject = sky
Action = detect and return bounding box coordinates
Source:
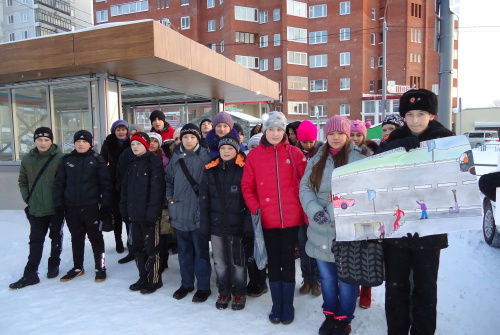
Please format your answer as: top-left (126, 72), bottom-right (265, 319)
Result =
top-left (458, 0), bottom-right (500, 108)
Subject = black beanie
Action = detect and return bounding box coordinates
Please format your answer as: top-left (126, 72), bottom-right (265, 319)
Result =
top-left (180, 123), bottom-right (201, 143)
top-left (149, 110), bottom-right (166, 124)
top-left (74, 130), bottom-right (93, 146)
top-left (199, 118), bottom-right (213, 129)
top-left (34, 127), bottom-right (53, 142)
top-left (399, 89), bottom-right (438, 117)
top-left (218, 134), bottom-right (240, 153)
top-left (233, 123), bottom-right (244, 135)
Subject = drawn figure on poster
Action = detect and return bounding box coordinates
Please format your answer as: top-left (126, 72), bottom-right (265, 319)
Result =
top-left (378, 223), bottom-right (385, 239)
top-left (416, 200), bottom-right (428, 219)
top-left (393, 205), bottom-right (405, 231)
top-left (449, 189), bottom-right (460, 214)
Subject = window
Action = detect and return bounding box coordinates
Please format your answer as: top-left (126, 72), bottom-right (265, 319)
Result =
top-left (288, 102), bottom-right (308, 115)
top-left (410, 76), bottom-right (421, 88)
top-left (287, 51), bottom-right (308, 65)
top-left (8, 15), bottom-right (14, 24)
top-left (274, 34), bottom-right (281, 46)
top-left (273, 8), bottom-right (281, 21)
top-left (309, 30), bottom-right (327, 44)
top-left (432, 84), bottom-right (439, 94)
top-left (371, 33), bottom-right (376, 45)
top-left (310, 54), bottom-right (327, 68)
top-left (208, 20), bottom-right (216, 31)
top-left (378, 56), bottom-right (384, 67)
top-left (372, 8), bottom-right (376, 20)
top-left (309, 4), bottom-right (327, 18)
top-left (288, 27), bottom-right (308, 43)
top-left (21, 12), bottom-right (29, 23)
top-left (287, 76), bottom-right (308, 90)
top-left (411, 3), bottom-right (422, 18)
top-left (278, 81), bottom-right (282, 93)
top-left (369, 80), bottom-right (375, 92)
top-left (208, 43), bottom-right (217, 51)
top-left (22, 31), bottom-right (29, 39)
top-left (310, 79), bottom-right (328, 92)
top-left (181, 16), bottom-right (190, 29)
top-left (235, 6), bottom-right (258, 22)
top-left (96, 10), bottom-right (108, 23)
top-left (287, 0), bottom-right (307, 18)
top-left (207, 0), bottom-right (214, 8)
top-left (110, 1), bottom-right (148, 16)
top-left (9, 33), bottom-right (15, 41)
top-left (21, 0), bottom-right (27, 3)
top-left (7, 0), bottom-right (13, 6)
top-left (364, 101), bottom-right (376, 114)
top-left (235, 55), bottom-right (259, 69)
top-left (220, 16), bottom-right (224, 28)
top-left (259, 11), bottom-right (268, 24)
top-left (274, 57), bottom-right (281, 70)
top-left (411, 28), bottom-right (422, 43)
top-left (156, 0), bottom-right (169, 9)
top-left (220, 0), bottom-right (223, 3)
top-left (275, 106), bottom-right (282, 112)
top-left (220, 40), bottom-right (224, 52)
top-left (259, 59), bottom-right (268, 71)
top-left (340, 104), bottom-right (350, 116)
top-left (340, 78), bottom-right (350, 90)
top-left (370, 57), bottom-right (375, 68)
top-left (340, 1), bottom-right (351, 15)
top-left (235, 32), bottom-right (255, 44)
top-left (260, 35), bottom-right (268, 48)
top-left (181, 0), bottom-right (189, 5)
top-left (340, 28), bottom-right (350, 41)
top-left (340, 52), bottom-right (350, 66)
top-left (311, 105), bottom-right (328, 117)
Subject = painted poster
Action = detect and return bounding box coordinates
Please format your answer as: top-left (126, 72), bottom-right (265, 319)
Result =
top-left (331, 135), bottom-right (482, 241)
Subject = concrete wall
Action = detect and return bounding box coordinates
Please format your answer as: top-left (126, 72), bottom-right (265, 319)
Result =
top-left (0, 168), bottom-right (25, 210)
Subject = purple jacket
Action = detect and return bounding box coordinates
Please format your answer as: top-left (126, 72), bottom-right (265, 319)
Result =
top-left (416, 201), bottom-right (427, 211)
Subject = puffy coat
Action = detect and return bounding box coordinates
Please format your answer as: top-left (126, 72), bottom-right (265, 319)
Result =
top-left (120, 151), bottom-right (165, 223)
top-left (300, 143), bottom-right (366, 262)
top-left (19, 144), bottom-right (64, 217)
top-left (150, 123), bottom-right (175, 142)
top-left (115, 147), bottom-right (135, 192)
top-left (205, 128), bottom-right (247, 157)
top-left (166, 145), bottom-right (212, 231)
top-left (199, 153), bottom-right (252, 238)
top-left (242, 138), bottom-right (307, 229)
top-left (100, 133), bottom-right (131, 187)
top-left (53, 149), bottom-right (112, 208)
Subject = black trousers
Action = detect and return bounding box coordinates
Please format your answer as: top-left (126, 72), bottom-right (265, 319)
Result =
top-left (263, 226), bottom-right (299, 283)
top-left (65, 205), bottom-right (105, 270)
top-left (384, 243), bottom-right (441, 335)
top-left (130, 221), bottom-right (161, 285)
top-left (24, 213), bottom-right (64, 275)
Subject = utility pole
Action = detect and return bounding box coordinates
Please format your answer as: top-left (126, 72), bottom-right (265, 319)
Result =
top-left (381, 1), bottom-right (390, 121)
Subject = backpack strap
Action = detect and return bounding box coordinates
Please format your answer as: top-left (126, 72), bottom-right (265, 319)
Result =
top-left (26, 154), bottom-right (56, 203)
top-left (179, 155), bottom-right (200, 196)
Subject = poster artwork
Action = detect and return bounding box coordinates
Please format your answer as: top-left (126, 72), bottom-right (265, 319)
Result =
top-left (331, 135), bottom-right (482, 241)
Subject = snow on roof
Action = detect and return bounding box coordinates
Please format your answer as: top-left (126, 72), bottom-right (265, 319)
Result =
top-left (227, 111), bottom-right (262, 123)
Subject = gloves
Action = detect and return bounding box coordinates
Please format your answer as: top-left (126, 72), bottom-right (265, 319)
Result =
top-left (402, 232), bottom-right (420, 247)
top-left (313, 210), bottom-right (330, 225)
top-left (400, 137), bottom-right (420, 152)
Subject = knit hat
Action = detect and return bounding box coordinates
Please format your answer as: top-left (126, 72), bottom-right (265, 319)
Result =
top-left (147, 132), bottom-right (162, 145)
top-left (131, 132), bottom-right (150, 150)
top-left (212, 111), bottom-right (234, 129)
top-left (173, 127), bottom-right (182, 140)
top-left (350, 120), bottom-right (372, 138)
top-left (149, 110), bottom-right (166, 124)
top-left (399, 88), bottom-right (438, 117)
top-left (263, 112), bottom-right (287, 132)
top-left (382, 114), bottom-right (405, 128)
top-left (296, 120), bottom-right (318, 141)
top-left (218, 134), bottom-right (240, 153)
top-left (110, 120), bottom-right (129, 134)
top-left (233, 123), bottom-right (244, 135)
top-left (73, 130), bottom-right (93, 146)
top-left (180, 123), bottom-right (201, 143)
top-left (199, 118), bottom-right (213, 129)
top-left (324, 116), bottom-right (351, 137)
top-left (248, 133), bottom-right (263, 148)
top-left (33, 127), bottom-right (53, 142)
top-left (129, 124), bottom-right (144, 133)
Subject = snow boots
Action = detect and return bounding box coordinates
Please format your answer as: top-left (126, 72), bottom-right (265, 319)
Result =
top-left (359, 286), bottom-right (372, 309)
top-left (9, 273), bottom-right (40, 289)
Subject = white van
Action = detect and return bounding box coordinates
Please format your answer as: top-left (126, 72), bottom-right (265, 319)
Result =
top-left (464, 131), bottom-right (499, 148)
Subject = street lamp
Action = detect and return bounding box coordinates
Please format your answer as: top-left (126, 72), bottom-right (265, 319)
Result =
top-left (381, 0), bottom-right (390, 121)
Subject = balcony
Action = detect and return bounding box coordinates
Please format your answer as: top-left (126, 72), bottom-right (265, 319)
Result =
top-left (35, 0), bottom-right (71, 16)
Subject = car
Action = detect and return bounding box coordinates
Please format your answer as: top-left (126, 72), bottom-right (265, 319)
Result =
top-left (464, 130), bottom-right (499, 148)
top-left (479, 155), bottom-right (500, 247)
top-left (333, 195), bottom-right (355, 210)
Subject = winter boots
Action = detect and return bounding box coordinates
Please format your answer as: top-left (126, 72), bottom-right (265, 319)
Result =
top-left (60, 268), bottom-right (85, 282)
top-left (247, 263), bottom-right (268, 297)
top-left (192, 289), bottom-right (212, 303)
top-left (47, 266), bottom-right (59, 279)
top-left (319, 312), bottom-right (337, 335)
top-left (140, 281), bottom-right (163, 294)
top-left (299, 280), bottom-right (312, 294)
top-left (359, 286), bottom-right (372, 309)
top-left (231, 295), bottom-right (246, 310)
top-left (115, 238), bottom-right (125, 254)
top-left (9, 273), bottom-right (40, 289)
top-left (173, 286), bottom-right (194, 300)
top-left (95, 268), bottom-right (107, 283)
top-left (129, 278), bottom-right (147, 291)
top-left (118, 253), bottom-right (134, 264)
top-left (269, 281), bottom-right (283, 324)
top-left (216, 294), bottom-right (231, 309)
top-left (281, 282), bottom-right (295, 325)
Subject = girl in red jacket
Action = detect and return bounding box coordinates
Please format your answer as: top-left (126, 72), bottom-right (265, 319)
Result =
top-left (242, 112), bottom-right (307, 325)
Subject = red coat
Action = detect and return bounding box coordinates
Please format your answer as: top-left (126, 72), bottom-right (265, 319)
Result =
top-left (151, 123), bottom-right (175, 142)
top-left (242, 140), bottom-right (307, 229)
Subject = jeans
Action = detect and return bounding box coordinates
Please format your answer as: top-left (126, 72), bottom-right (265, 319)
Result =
top-left (175, 229), bottom-right (211, 290)
top-left (211, 235), bottom-right (247, 296)
top-left (298, 223), bottom-right (319, 282)
top-left (316, 259), bottom-right (357, 322)
top-left (263, 226), bottom-right (299, 283)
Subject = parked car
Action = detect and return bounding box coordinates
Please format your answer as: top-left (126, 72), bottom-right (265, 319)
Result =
top-left (479, 155), bottom-right (500, 247)
top-left (464, 130), bottom-right (499, 148)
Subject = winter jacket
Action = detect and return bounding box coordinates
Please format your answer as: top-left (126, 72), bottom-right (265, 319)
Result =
top-left (53, 149), bottom-right (112, 208)
top-left (479, 171), bottom-right (500, 202)
top-left (205, 128), bottom-right (247, 158)
top-left (115, 147), bottom-right (136, 192)
top-left (241, 138), bottom-right (307, 229)
top-left (297, 140), bottom-right (323, 161)
top-left (19, 144), bottom-right (64, 217)
top-left (199, 153), bottom-right (252, 239)
top-left (120, 151), bottom-right (165, 223)
top-left (376, 120), bottom-right (454, 249)
top-left (299, 143), bottom-right (366, 262)
top-left (151, 124), bottom-right (175, 142)
top-left (100, 133), bottom-right (131, 187)
top-left (166, 145), bottom-right (212, 231)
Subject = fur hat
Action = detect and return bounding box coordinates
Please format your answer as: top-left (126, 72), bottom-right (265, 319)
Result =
top-left (180, 123), bottom-right (201, 143)
top-left (296, 120), bottom-right (318, 142)
top-left (73, 130), bottom-right (93, 146)
top-left (350, 120), bottom-right (372, 138)
top-left (324, 116), bottom-right (351, 138)
top-left (173, 127), bottom-right (182, 141)
top-left (131, 132), bottom-right (150, 150)
top-left (110, 120), bottom-right (129, 134)
top-left (382, 114), bottom-right (405, 128)
top-left (147, 132), bottom-right (162, 145)
top-left (399, 89), bottom-right (438, 117)
top-left (248, 133), bottom-right (263, 148)
top-left (218, 134), bottom-right (240, 153)
top-left (263, 112), bottom-right (287, 132)
top-left (129, 124), bottom-right (144, 133)
top-left (34, 127), bottom-right (53, 142)
top-left (212, 111), bottom-right (234, 129)
top-left (149, 110), bottom-right (166, 124)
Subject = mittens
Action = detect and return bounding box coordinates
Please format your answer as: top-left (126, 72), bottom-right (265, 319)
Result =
top-left (313, 210), bottom-right (330, 225)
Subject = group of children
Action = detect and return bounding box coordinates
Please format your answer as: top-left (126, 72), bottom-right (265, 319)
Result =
top-left (11, 88), bottom-right (452, 335)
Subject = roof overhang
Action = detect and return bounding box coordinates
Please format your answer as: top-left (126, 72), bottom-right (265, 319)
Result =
top-left (0, 20), bottom-right (279, 104)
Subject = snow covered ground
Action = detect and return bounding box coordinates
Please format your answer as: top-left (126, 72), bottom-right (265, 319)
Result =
top-left (0, 149), bottom-right (499, 334)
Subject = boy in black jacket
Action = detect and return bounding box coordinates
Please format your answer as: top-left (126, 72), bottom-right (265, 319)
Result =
top-left (377, 89), bottom-right (454, 335)
top-left (120, 132), bottom-right (165, 294)
top-left (53, 130), bottom-right (112, 282)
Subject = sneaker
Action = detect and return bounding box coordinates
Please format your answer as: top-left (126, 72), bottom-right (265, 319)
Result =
top-left (116, 240), bottom-right (125, 254)
top-left (311, 281), bottom-right (322, 297)
top-left (318, 312), bottom-right (336, 335)
top-left (9, 274), bottom-right (40, 289)
top-left (173, 286), bottom-right (194, 300)
top-left (299, 280), bottom-right (312, 294)
top-left (192, 289), bottom-right (211, 303)
top-left (47, 266), bottom-right (59, 279)
top-left (95, 268), bottom-right (107, 283)
top-left (215, 294), bottom-right (231, 310)
top-left (231, 295), bottom-right (246, 311)
top-left (140, 282), bottom-right (163, 294)
top-left (333, 318), bottom-right (351, 335)
top-left (118, 253), bottom-right (134, 264)
top-left (60, 268), bottom-right (85, 282)
top-left (129, 278), bottom-right (147, 291)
